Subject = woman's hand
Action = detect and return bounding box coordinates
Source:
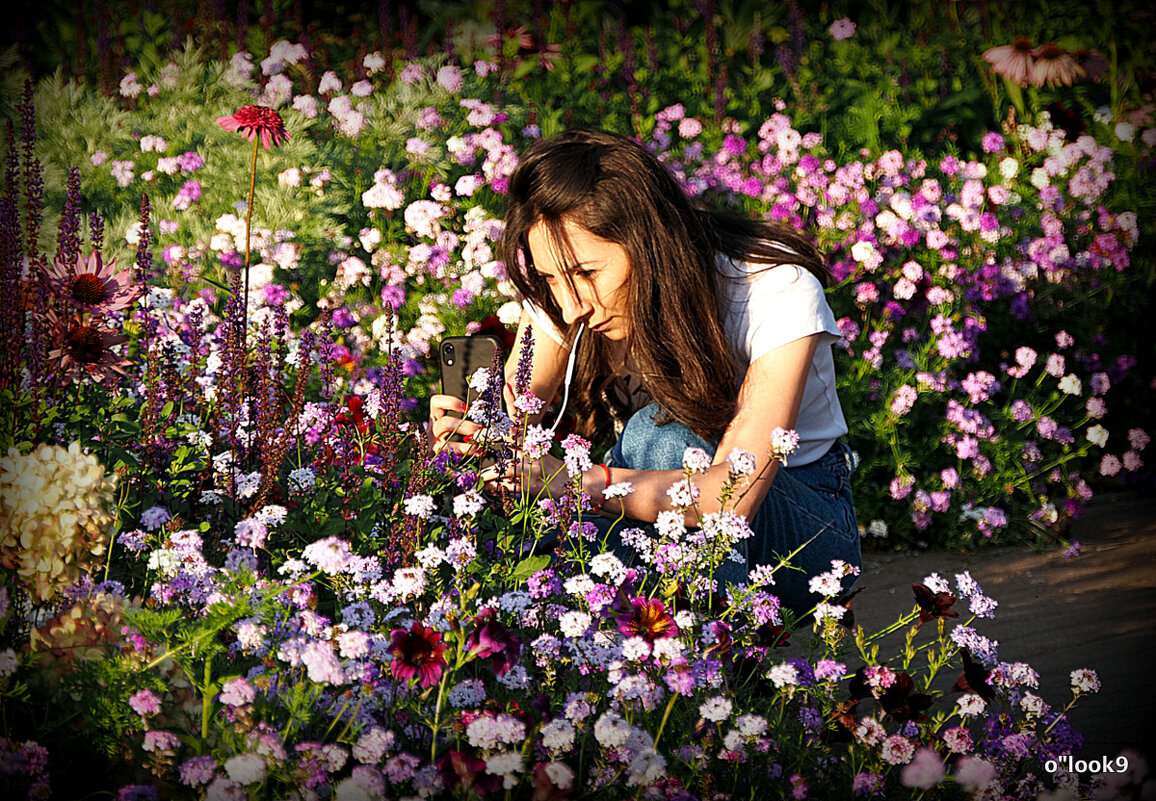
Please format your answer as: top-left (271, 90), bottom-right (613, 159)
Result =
top-left (481, 450), bottom-right (569, 499)
top-left (428, 394), bottom-right (484, 458)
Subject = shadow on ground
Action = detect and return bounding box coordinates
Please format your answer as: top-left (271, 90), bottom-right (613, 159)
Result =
top-left (853, 490), bottom-right (1156, 768)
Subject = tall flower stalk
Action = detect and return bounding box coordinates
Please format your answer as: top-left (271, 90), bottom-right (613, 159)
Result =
top-left (215, 104), bottom-right (291, 348)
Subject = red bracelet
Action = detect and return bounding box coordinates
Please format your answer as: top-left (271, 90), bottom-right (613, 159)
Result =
top-left (592, 463), bottom-right (611, 512)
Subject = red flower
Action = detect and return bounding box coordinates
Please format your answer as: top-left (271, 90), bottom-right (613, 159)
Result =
top-left (616, 597), bottom-right (679, 643)
top-left (387, 622), bottom-right (448, 687)
top-left (216, 105), bottom-right (291, 149)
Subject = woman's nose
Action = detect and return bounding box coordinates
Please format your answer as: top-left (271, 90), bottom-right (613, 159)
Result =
top-left (556, 285), bottom-right (592, 325)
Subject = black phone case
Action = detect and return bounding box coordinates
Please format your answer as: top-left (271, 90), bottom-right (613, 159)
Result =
top-left (438, 334), bottom-right (503, 403)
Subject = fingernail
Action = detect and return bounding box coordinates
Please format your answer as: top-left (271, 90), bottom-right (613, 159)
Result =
top-left (463, 433), bottom-right (474, 443)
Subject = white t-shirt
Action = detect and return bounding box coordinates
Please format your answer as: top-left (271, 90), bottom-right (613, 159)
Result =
top-left (522, 256), bottom-right (848, 466)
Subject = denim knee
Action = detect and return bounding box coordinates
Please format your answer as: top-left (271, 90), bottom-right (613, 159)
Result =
top-left (609, 403), bottom-right (712, 471)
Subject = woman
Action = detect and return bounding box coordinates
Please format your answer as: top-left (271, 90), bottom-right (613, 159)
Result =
top-left (430, 129), bottom-right (859, 613)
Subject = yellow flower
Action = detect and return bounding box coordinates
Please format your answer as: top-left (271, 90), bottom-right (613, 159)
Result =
top-left (0, 443), bottom-right (117, 602)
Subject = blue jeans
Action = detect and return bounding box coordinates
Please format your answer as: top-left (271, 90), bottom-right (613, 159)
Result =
top-left (596, 403), bottom-right (861, 614)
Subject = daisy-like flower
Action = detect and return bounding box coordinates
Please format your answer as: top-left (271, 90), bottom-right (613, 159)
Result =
top-left (982, 36), bottom-right (1036, 87)
top-left (216, 105), bottom-right (291, 149)
top-left (1030, 42), bottom-right (1085, 88)
top-left (45, 311), bottom-right (131, 384)
top-left (387, 622), bottom-right (449, 687)
top-left (43, 251), bottom-right (140, 314)
top-left (616, 597), bottom-right (679, 642)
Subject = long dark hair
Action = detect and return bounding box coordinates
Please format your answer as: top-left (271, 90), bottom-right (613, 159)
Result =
top-left (501, 129), bottom-right (828, 444)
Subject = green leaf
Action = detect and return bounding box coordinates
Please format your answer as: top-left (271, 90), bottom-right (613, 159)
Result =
top-left (508, 555), bottom-right (550, 584)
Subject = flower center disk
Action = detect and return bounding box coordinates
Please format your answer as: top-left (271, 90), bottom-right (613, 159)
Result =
top-left (70, 274), bottom-right (108, 305)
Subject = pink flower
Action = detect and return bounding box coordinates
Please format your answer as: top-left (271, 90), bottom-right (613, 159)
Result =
top-left (901, 748), bottom-right (945, 789)
top-left (1031, 42), bottom-right (1085, 87)
top-left (983, 37), bottom-right (1035, 87)
top-left (128, 689), bottom-right (162, 717)
top-left (829, 18), bottom-right (856, 40)
top-left (216, 105), bottom-right (291, 149)
top-left (43, 251), bottom-right (140, 315)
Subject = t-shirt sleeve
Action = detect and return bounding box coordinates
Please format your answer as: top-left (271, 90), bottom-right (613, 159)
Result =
top-left (521, 298), bottom-right (566, 347)
top-left (739, 264), bottom-right (842, 364)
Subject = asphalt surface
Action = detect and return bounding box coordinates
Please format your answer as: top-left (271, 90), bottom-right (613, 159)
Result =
top-left (852, 490), bottom-right (1156, 779)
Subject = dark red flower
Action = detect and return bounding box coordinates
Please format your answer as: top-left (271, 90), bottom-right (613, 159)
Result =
top-left (912, 582), bottom-right (959, 626)
top-left (878, 672), bottom-right (934, 723)
top-left (216, 105), bottom-right (291, 149)
top-left (437, 749), bottom-right (500, 795)
top-left (467, 608), bottom-right (522, 676)
top-left (952, 649), bottom-right (996, 701)
top-left (387, 622), bottom-right (448, 687)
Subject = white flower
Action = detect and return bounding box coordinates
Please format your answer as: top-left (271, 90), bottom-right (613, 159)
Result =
top-left (224, 753), bottom-right (268, 785)
top-left (726, 447), bottom-right (757, 476)
top-left (766, 663), bottom-right (799, 688)
top-left (452, 490), bottom-right (485, 518)
top-left (1070, 668), bottom-right (1101, 694)
top-left (593, 712), bottom-right (632, 748)
top-left (956, 693), bottom-right (987, 717)
top-left (698, 696), bottom-right (732, 722)
top-left (1058, 374), bottom-right (1082, 396)
top-left (540, 718), bottom-right (576, 753)
top-left (403, 494), bottom-right (436, 519)
top-left (559, 611), bottom-right (591, 638)
top-left (682, 447), bottom-right (712, 473)
top-left (1086, 425), bottom-right (1109, 448)
top-left (770, 427), bottom-right (800, 457)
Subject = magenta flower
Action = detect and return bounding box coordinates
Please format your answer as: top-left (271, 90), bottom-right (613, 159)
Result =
top-left (388, 622), bottom-right (448, 687)
top-left (466, 608), bottom-right (522, 676)
top-left (216, 105), bottom-right (290, 149)
top-left (616, 597), bottom-right (679, 643)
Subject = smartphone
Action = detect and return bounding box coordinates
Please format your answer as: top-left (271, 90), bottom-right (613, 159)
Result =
top-left (438, 334), bottom-right (504, 404)
top-left (438, 334), bottom-right (505, 464)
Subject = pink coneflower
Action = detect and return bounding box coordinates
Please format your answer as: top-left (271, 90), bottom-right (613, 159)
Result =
top-left (216, 105), bottom-right (291, 149)
top-left (45, 311), bottom-right (131, 384)
top-left (1030, 42), bottom-right (1085, 87)
top-left (388, 622), bottom-right (448, 687)
top-left (42, 251), bottom-right (140, 314)
top-left (982, 36), bottom-right (1035, 87)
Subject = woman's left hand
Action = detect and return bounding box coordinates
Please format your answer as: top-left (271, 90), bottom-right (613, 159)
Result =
top-left (481, 451), bottom-right (568, 499)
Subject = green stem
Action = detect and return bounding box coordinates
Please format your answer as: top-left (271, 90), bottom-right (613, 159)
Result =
top-left (652, 691), bottom-right (679, 750)
top-left (200, 657), bottom-right (212, 744)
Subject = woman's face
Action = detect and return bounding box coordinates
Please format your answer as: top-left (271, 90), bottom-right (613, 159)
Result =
top-left (526, 219), bottom-right (632, 340)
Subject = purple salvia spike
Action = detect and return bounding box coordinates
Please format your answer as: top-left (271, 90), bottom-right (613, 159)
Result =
top-left (55, 167), bottom-right (82, 270)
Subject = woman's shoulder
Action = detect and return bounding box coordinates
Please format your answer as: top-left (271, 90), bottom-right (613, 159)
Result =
top-left (715, 251), bottom-right (824, 297)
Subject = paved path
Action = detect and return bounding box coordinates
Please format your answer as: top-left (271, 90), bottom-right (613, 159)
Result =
top-left (853, 490), bottom-right (1156, 772)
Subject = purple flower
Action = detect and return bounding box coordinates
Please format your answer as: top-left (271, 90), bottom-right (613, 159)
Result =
top-left (981, 132), bottom-right (1005, 153)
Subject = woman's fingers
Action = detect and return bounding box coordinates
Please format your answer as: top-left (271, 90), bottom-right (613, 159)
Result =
top-left (428, 394), bottom-right (481, 452)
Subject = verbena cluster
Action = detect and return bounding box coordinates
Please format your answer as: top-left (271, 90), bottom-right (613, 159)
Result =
top-left (0, 13), bottom-right (1151, 801)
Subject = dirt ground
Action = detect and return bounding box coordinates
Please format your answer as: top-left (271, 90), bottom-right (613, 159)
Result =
top-left (853, 490), bottom-right (1156, 775)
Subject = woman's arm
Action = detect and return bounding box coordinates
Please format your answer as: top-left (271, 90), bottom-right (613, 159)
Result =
top-left (577, 334), bottom-right (820, 525)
